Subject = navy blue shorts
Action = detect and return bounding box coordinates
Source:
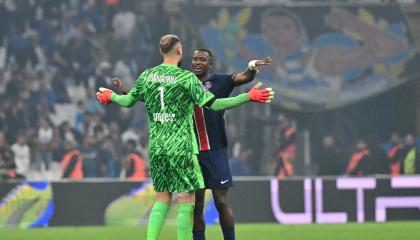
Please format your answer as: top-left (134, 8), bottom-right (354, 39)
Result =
top-left (198, 147), bottom-right (233, 189)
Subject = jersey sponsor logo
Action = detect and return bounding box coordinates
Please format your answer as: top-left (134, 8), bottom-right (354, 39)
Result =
top-left (148, 75), bottom-right (177, 83)
top-left (203, 81), bottom-right (212, 90)
top-left (221, 179), bottom-right (229, 184)
top-left (153, 113), bottom-right (176, 122)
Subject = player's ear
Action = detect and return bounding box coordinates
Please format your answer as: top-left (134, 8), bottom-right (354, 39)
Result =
top-left (209, 59), bottom-right (214, 70)
top-left (177, 45), bottom-right (183, 56)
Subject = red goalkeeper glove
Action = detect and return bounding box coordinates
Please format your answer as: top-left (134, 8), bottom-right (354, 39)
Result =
top-left (248, 82), bottom-right (275, 103)
top-left (96, 87), bottom-right (113, 105)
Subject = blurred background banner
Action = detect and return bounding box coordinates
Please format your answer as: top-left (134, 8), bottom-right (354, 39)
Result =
top-left (186, 4), bottom-right (420, 111)
top-left (1, 176), bottom-right (420, 227)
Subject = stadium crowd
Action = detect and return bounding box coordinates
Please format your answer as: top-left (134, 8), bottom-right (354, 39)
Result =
top-left (0, 0), bottom-right (181, 180)
top-left (0, 0), bottom-right (419, 181)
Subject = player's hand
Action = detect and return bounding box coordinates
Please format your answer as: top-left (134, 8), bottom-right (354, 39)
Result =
top-left (248, 57), bottom-right (271, 72)
top-left (247, 82), bottom-right (275, 103)
top-left (111, 77), bottom-right (129, 94)
top-left (111, 77), bottom-right (123, 88)
top-left (96, 87), bottom-right (114, 105)
top-left (255, 56), bottom-right (272, 67)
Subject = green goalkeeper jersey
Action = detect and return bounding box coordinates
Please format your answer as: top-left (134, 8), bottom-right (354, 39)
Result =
top-left (129, 64), bottom-right (215, 156)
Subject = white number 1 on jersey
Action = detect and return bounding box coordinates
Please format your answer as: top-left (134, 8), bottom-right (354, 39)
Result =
top-left (158, 86), bottom-right (165, 109)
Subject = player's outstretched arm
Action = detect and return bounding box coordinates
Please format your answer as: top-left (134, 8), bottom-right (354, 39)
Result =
top-left (232, 57), bottom-right (271, 86)
top-left (96, 87), bottom-right (137, 108)
top-left (208, 82), bottom-right (274, 111)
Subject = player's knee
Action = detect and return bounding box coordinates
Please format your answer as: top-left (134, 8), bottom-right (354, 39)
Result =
top-left (214, 196), bottom-right (229, 211)
top-left (156, 192), bottom-right (172, 205)
top-left (177, 191), bottom-right (195, 204)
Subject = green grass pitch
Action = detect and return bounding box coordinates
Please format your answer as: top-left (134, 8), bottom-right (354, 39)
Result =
top-left (1, 222), bottom-right (419, 240)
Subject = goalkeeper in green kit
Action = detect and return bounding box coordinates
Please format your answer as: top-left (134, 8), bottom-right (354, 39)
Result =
top-left (96, 34), bottom-right (274, 240)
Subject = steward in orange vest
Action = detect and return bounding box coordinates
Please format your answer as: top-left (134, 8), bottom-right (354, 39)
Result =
top-left (274, 126), bottom-right (296, 179)
top-left (61, 148), bottom-right (83, 179)
top-left (345, 139), bottom-right (371, 176)
top-left (125, 151), bottom-right (147, 180)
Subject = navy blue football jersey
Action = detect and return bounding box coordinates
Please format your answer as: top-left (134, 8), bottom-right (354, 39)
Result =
top-left (193, 74), bottom-right (235, 151)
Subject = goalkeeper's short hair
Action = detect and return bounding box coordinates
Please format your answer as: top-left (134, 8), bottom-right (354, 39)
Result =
top-left (160, 34), bottom-right (181, 54)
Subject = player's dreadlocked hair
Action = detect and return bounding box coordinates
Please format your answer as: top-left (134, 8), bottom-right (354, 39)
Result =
top-left (160, 34), bottom-right (181, 54)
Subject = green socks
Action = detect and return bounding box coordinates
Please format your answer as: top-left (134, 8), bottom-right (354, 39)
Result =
top-left (147, 201), bottom-right (170, 240)
top-left (177, 203), bottom-right (195, 240)
top-left (147, 202), bottom-right (195, 240)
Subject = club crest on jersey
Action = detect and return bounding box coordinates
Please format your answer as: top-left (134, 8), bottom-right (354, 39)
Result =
top-left (203, 81), bottom-right (212, 91)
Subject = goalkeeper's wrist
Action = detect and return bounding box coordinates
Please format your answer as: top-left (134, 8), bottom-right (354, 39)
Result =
top-left (240, 92), bottom-right (251, 102)
top-left (110, 92), bottom-right (117, 103)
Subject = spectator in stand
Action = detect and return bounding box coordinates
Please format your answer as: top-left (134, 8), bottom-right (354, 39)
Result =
top-left (113, 54), bottom-right (136, 87)
top-left (81, 111), bottom-right (94, 137)
top-left (78, 0), bottom-right (102, 34)
top-left (19, 79), bottom-right (38, 129)
top-left (0, 69), bottom-right (9, 97)
top-left (273, 115), bottom-right (296, 178)
top-left (58, 6), bottom-right (83, 44)
top-left (99, 138), bottom-right (119, 177)
top-left (345, 138), bottom-right (371, 176)
top-left (229, 148), bottom-right (252, 176)
top-left (111, 4), bottom-right (136, 40)
top-left (74, 100), bottom-right (85, 133)
top-left (0, 102), bottom-right (6, 133)
top-left (121, 139), bottom-right (147, 180)
top-left (0, 2), bottom-right (9, 44)
top-left (59, 121), bottom-right (81, 145)
top-left (94, 61), bottom-right (113, 91)
top-left (226, 123), bottom-right (242, 163)
top-left (400, 134), bottom-right (420, 175)
top-left (104, 30), bottom-right (126, 64)
top-left (64, 26), bottom-right (97, 86)
top-left (6, 28), bottom-right (38, 68)
top-left (85, 89), bottom-right (105, 115)
top-left (387, 133), bottom-right (405, 176)
top-left (121, 126), bottom-right (143, 147)
top-left (107, 121), bottom-right (125, 161)
top-left (244, 107), bottom-right (265, 174)
top-left (80, 135), bottom-right (100, 178)
top-left (34, 117), bottom-right (56, 177)
top-left (127, 14), bottom-right (153, 70)
top-left (11, 132), bottom-right (31, 179)
top-left (31, 3), bottom-right (54, 55)
top-left (87, 112), bottom-right (108, 137)
top-left (317, 135), bottom-right (342, 176)
top-left (51, 71), bottom-right (71, 103)
top-left (102, 0), bottom-right (120, 31)
top-left (367, 135), bottom-right (389, 174)
top-left (5, 66), bottom-right (23, 100)
top-left (31, 76), bottom-right (56, 115)
top-left (5, 95), bottom-right (27, 142)
top-left (0, 132), bottom-right (15, 180)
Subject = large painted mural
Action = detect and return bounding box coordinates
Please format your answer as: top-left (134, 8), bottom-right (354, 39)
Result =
top-left (189, 6), bottom-right (420, 111)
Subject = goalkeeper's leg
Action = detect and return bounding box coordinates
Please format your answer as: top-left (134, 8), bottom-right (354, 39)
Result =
top-left (177, 191), bottom-right (196, 240)
top-left (147, 192), bottom-right (172, 240)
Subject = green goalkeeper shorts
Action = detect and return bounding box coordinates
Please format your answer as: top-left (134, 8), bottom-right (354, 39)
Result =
top-left (149, 154), bottom-right (204, 193)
